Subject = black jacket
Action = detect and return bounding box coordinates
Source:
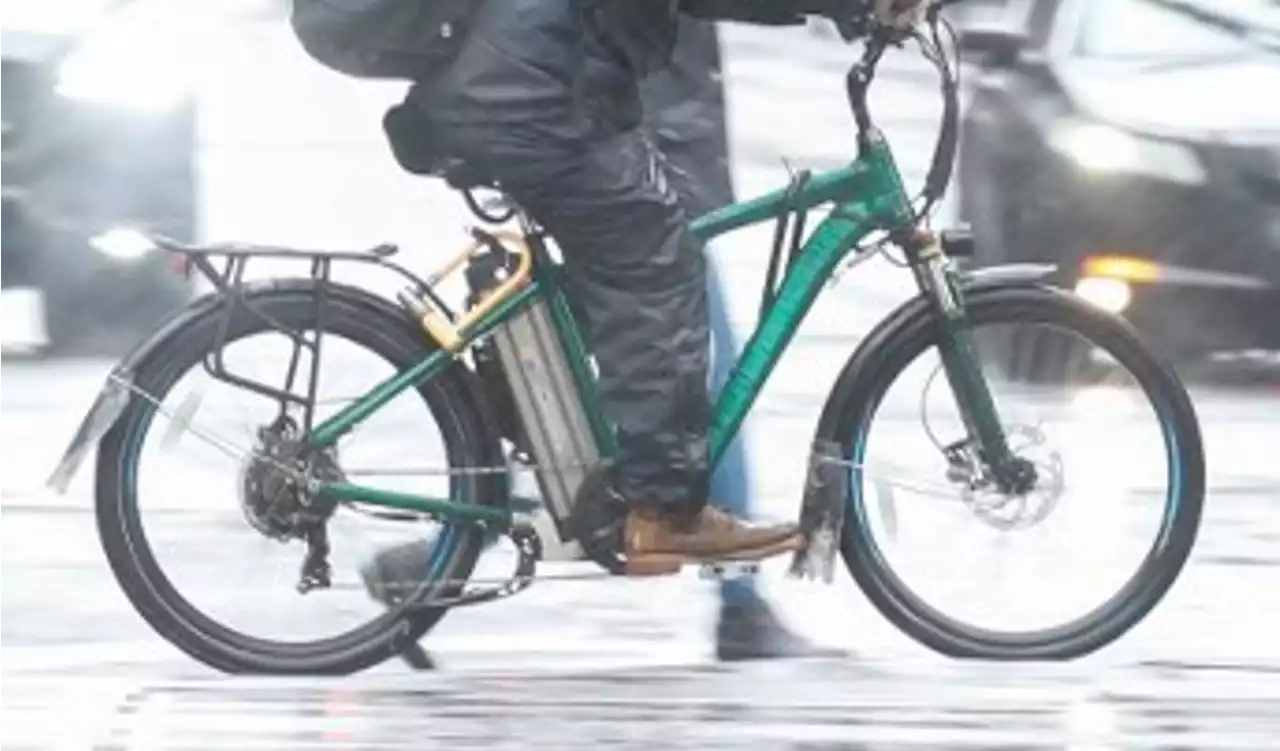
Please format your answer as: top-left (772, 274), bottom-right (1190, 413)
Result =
top-left (597, 0), bottom-right (857, 80)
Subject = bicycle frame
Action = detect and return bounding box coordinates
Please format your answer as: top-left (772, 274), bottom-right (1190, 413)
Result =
top-left (308, 133), bottom-right (929, 530)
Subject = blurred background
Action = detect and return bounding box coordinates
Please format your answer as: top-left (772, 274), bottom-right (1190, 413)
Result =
top-left (3, 0), bottom-right (1280, 748)
top-left (5, 0), bottom-right (1279, 369)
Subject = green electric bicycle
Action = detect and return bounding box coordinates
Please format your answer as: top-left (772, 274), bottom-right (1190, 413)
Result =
top-left (48, 3), bottom-right (1205, 674)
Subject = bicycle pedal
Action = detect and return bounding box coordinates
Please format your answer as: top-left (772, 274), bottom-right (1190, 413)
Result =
top-left (698, 561), bottom-right (759, 580)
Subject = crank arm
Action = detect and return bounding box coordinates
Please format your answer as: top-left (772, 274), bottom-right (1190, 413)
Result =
top-left (404, 524), bottom-right (542, 610)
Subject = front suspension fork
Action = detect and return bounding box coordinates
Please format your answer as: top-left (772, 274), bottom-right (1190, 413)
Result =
top-left (911, 237), bottom-right (1026, 490)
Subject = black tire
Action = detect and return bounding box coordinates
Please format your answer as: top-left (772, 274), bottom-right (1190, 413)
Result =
top-left (816, 282), bottom-right (1205, 660)
top-left (94, 280), bottom-right (507, 674)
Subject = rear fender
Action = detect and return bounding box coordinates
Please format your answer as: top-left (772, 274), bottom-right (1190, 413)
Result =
top-left (45, 287), bottom-right (229, 494)
top-left (44, 279), bottom-right (430, 494)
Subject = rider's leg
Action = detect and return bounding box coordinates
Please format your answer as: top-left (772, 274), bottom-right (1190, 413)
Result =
top-left (636, 17), bottom-right (838, 656)
top-left (487, 129), bottom-right (804, 573)
top-left (638, 14), bottom-right (760, 597)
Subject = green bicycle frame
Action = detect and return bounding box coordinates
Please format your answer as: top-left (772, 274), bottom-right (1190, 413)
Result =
top-left (309, 134), bottom-right (982, 529)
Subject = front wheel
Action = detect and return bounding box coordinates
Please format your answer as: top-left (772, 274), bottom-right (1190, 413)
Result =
top-left (815, 283), bottom-right (1204, 660)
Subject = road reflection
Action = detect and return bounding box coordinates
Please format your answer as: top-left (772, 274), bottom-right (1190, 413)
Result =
top-left (6, 660), bottom-right (1280, 749)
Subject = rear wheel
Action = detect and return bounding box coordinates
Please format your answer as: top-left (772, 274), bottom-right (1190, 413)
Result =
top-left (94, 282), bottom-right (505, 674)
top-left (817, 283), bottom-right (1204, 660)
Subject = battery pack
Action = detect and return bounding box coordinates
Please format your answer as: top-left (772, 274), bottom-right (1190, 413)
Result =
top-left (490, 298), bottom-right (603, 560)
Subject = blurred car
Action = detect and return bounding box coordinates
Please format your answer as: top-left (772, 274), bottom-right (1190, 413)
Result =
top-left (2, 0), bottom-right (198, 357)
top-left (955, 0), bottom-right (1280, 381)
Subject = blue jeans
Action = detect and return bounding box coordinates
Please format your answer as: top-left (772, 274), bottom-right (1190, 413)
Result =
top-left (706, 256), bottom-right (761, 604)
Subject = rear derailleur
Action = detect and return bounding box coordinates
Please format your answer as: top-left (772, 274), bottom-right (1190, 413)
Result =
top-left (239, 414), bottom-right (344, 594)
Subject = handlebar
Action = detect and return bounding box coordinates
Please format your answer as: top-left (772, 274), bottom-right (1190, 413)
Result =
top-left (837, 0), bottom-right (967, 223)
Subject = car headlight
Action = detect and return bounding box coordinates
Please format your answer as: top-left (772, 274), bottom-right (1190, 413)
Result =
top-left (90, 226), bottom-right (157, 262)
top-left (1074, 277), bottom-right (1132, 314)
top-left (53, 0), bottom-right (229, 114)
top-left (1048, 120), bottom-right (1206, 186)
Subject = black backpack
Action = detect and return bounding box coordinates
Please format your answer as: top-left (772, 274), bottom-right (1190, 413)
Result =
top-left (289, 0), bottom-right (479, 80)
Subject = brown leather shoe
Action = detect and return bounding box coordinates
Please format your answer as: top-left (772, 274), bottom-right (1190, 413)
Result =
top-left (624, 504), bottom-right (806, 577)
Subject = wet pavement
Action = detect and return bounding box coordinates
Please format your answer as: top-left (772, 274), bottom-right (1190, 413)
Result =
top-left (5, 663), bottom-right (1280, 750)
top-left (5, 19), bottom-right (1280, 751)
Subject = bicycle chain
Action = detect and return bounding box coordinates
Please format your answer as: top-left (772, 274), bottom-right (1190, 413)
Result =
top-left (370, 561), bottom-right (764, 611)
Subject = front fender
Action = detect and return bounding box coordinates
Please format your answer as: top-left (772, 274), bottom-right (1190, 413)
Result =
top-left (812, 260), bottom-right (1061, 435)
top-left (957, 262), bottom-right (1059, 290)
top-left (813, 261), bottom-right (1065, 458)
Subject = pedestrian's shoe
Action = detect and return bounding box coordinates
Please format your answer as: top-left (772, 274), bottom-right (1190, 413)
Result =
top-left (359, 540), bottom-right (438, 671)
top-left (623, 503), bottom-right (806, 576)
top-left (716, 596), bottom-right (846, 662)
top-left (359, 539), bottom-right (435, 607)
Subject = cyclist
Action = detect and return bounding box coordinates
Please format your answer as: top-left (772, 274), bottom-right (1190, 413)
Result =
top-left (379, 0), bottom-right (919, 568)
top-left (362, 12), bottom-right (866, 663)
top-left (359, 0), bottom-right (925, 626)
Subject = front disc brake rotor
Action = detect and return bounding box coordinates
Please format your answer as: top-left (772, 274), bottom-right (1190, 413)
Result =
top-left (962, 425), bottom-right (1065, 531)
